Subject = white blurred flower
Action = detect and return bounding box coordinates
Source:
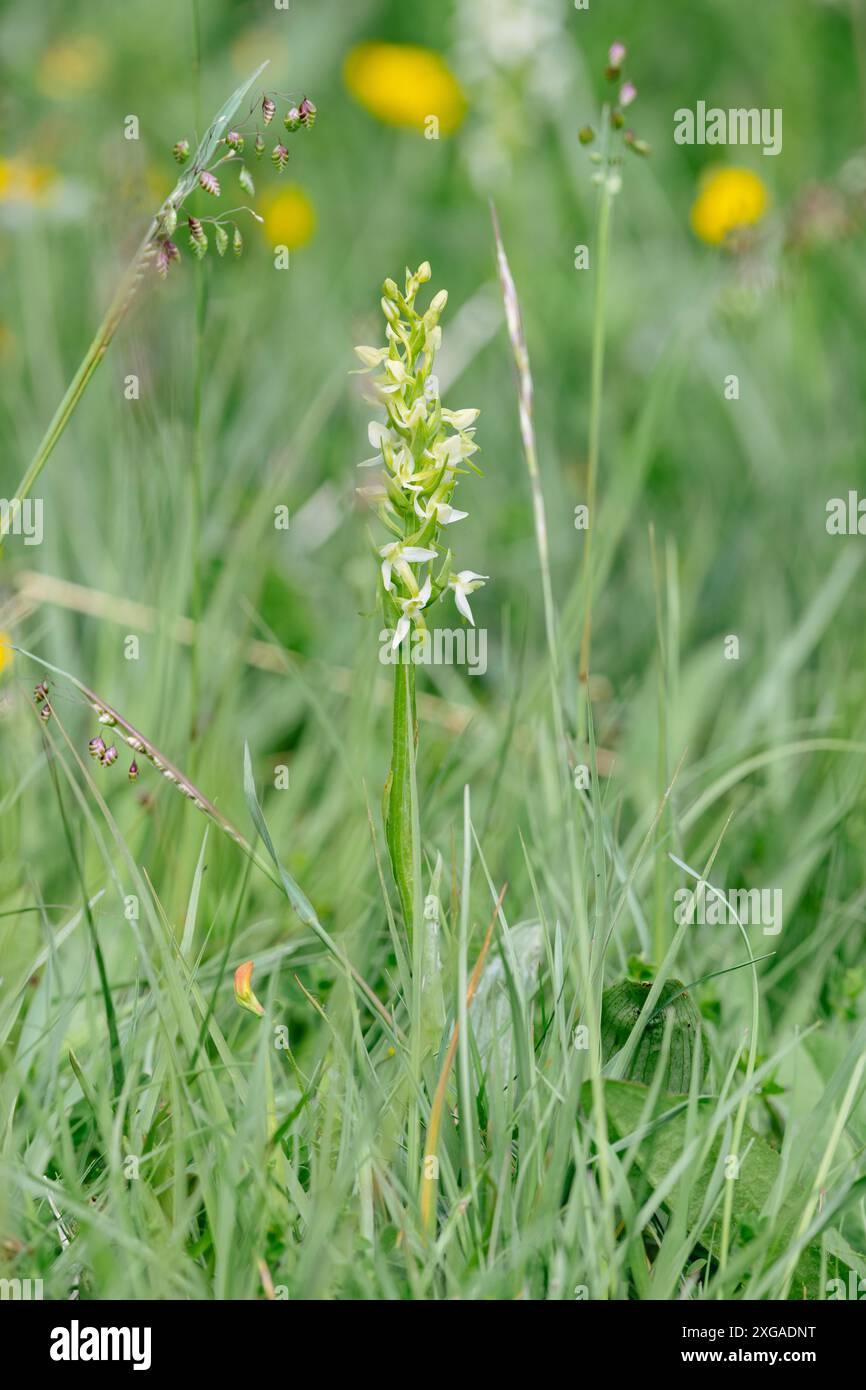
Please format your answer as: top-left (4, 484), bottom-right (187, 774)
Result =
top-left (354, 344), bottom-right (389, 369)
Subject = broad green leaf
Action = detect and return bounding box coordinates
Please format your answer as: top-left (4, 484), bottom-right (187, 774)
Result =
top-left (594, 1078), bottom-right (859, 1299)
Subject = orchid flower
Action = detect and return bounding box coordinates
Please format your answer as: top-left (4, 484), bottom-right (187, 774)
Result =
top-left (380, 541), bottom-right (437, 593)
top-left (392, 575), bottom-right (432, 649)
top-left (413, 495), bottom-right (467, 525)
top-left (448, 571), bottom-right (488, 626)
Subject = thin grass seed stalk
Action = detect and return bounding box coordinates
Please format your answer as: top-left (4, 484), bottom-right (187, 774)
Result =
top-left (354, 264), bottom-right (485, 927)
top-left (1, 63), bottom-right (316, 538)
top-left (18, 645), bottom-right (402, 1044)
top-left (15, 644), bottom-right (272, 876)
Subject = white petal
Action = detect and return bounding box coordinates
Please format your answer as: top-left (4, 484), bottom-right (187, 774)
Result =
top-left (357, 455), bottom-right (382, 468)
top-left (402, 547), bottom-right (437, 563)
top-left (418, 575), bottom-right (432, 605)
top-left (392, 615), bottom-right (410, 649)
top-left (457, 570), bottom-right (488, 584)
top-left (381, 560), bottom-right (394, 591)
top-left (454, 589), bottom-right (474, 625)
top-left (437, 505), bottom-right (468, 524)
top-left (442, 408), bottom-right (480, 429)
top-left (385, 358), bottom-right (410, 383)
top-left (368, 421), bottom-right (391, 448)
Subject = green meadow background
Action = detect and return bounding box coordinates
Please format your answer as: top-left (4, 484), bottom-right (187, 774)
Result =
top-left (1, 0), bottom-right (866, 1300)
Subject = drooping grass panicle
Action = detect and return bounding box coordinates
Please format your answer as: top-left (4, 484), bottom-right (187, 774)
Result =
top-left (14, 643), bottom-right (267, 874)
top-left (1, 62), bottom-right (318, 537)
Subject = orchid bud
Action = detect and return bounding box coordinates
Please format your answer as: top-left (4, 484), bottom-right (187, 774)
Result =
top-left (416, 261), bottom-right (432, 283)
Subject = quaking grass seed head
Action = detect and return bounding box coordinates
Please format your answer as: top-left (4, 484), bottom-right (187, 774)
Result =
top-left (155, 84), bottom-right (317, 280)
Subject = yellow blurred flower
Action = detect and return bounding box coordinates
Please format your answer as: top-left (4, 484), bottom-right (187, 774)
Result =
top-left (344, 42), bottom-right (466, 135)
top-left (37, 35), bottom-right (108, 97)
top-left (0, 156), bottom-right (58, 206)
top-left (0, 632), bottom-right (13, 677)
top-left (690, 167), bottom-right (768, 246)
top-left (260, 186), bottom-right (316, 248)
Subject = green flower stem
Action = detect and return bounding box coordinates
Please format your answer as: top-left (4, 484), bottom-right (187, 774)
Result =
top-left (385, 656), bottom-right (418, 933)
top-left (578, 110), bottom-right (614, 743)
top-left (188, 0), bottom-right (206, 759)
